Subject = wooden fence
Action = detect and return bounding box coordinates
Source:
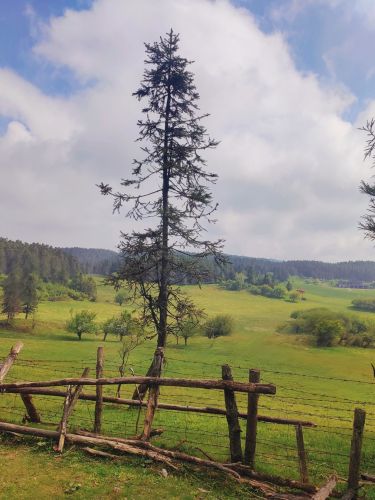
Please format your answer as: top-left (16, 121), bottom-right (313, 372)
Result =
top-left (0, 342), bottom-right (373, 499)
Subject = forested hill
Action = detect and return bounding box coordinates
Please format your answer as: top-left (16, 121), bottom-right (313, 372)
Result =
top-left (0, 238), bottom-right (80, 282)
top-left (226, 256), bottom-right (375, 283)
top-left (62, 247), bottom-right (120, 275)
top-left (60, 246), bottom-right (375, 283)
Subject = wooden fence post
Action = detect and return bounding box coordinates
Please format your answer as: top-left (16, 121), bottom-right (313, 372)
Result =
top-left (94, 346), bottom-right (104, 434)
top-left (295, 424), bottom-right (309, 484)
top-left (0, 342), bottom-right (39, 423)
top-left (141, 348), bottom-right (164, 441)
top-left (0, 341), bottom-right (23, 382)
top-left (346, 408), bottom-right (366, 499)
top-left (20, 394), bottom-right (40, 423)
top-left (57, 367), bottom-right (90, 452)
top-left (222, 364), bottom-right (243, 463)
top-left (244, 368), bottom-right (260, 468)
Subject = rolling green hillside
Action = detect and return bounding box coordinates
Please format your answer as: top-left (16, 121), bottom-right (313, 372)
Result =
top-left (0, 278), bottom-right (374, 498)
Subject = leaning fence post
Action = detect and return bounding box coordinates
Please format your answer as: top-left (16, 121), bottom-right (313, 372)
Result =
top-left (141, 348), bottom-right (164, 441)
top-left (20, 394), bottom-right (40, 423)
top-left (244, 368), bottom-right (260, 468)
top-left (222, 364), bottom-right (243, 463)
top-left (346, 408), bottom-right (366, 499)
top-left (0, 341), bottom-right (23, 382)
top-left (94, 346), bottom-right (104, 434)
top-left (56, 367), bottom-right (90, 452)
top-left (0, 342), bottom-right (39, 423)
top-left (295, 424), bottom-right (309, 484)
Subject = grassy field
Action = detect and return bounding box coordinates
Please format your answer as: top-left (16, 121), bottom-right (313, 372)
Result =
top-left (0, 278), bottom-right (375, 498)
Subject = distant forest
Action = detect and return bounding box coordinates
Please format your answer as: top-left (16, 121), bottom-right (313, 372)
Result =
top-left (62, 247), bottom-right (120, 275)
top-left (61, 246), bottom-right (375, 284)
top-left (2, 239), bottom-right (375, 284)
top-left (0, 238), bottom-right (80, 282)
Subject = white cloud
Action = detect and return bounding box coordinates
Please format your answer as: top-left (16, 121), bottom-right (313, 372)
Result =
top-left (0, 0), bottom-right (373, 260)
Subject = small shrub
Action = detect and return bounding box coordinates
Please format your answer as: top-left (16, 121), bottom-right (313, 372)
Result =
top-left (204, 315), bottom-right (234, 339)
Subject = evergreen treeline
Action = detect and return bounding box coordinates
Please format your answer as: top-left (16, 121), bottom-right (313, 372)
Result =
top-left (220, 257), bottom-right (375, 284)
top-left (62, 247), bottom-right (120, 275)
top-left (59, 246), bottom-right (375, 284)
top-left (0, 238), bottom-right (80, 282)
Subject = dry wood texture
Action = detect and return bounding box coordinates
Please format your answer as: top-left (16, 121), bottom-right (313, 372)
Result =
top-left (222, 364), bottom-right (242, 462)
top-left (347, 408), bottom-right (366, 499)
top-left (311, 475), bottom-right (337, 500)
top-left (94, 347), bottom-right (104, 434)
top-left (244, 368), bottom-right (260, 468)
top-left (295, 424), bottom-right (309, 484)
top-left (5, 387), bottom-right (314, 427)
top-left (57, 367), bottom-right (90, 452)
top-left (0, 341), bottom-right (23, 382)
top-left (0, 376), bottom-right (276, 394)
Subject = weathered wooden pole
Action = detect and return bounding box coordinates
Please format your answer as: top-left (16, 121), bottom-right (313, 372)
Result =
top-left (0, 341), bottom-right (23, 382)
top-left (94, 346), bottom-right (104, 434)
top-left (346, 408), bottom-right (366, 499)
top-left (311, 475), bottom-right (337, 500)
top-left (244, 368), bottom-right (260, 468)
top-left (222, 364), bottom-right (243, 463)
top-left (57, 367), bottom-right (90, 452)
top-left (295, 424), bottom-right (309, 484)
top-left (0, 342), bottom-right (39, 422)
top-left (141, 348), bottom-right (164, 441)
top-left (20, 394), bottom-right (40, 423)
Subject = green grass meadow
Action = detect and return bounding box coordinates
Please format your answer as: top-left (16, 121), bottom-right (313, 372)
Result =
top-left (0, 278), bottom-right (374, 498)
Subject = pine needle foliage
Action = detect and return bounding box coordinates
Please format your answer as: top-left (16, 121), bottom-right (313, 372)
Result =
top-left (99, 30), bottom-right (224, 350)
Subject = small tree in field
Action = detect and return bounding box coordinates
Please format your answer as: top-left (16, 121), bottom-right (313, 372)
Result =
top-left (177, 318), bottom-right (202, 346)
top-left (102, 310), bottom-right (133, 341)
top-left (204, 315), bottom-right (234, 339)
top-left (66, 310), bottom-right (97, 340)
top-left (114, 291), bottom-right (128, 306)
top-left (99, 30), bottom-right (224, 392)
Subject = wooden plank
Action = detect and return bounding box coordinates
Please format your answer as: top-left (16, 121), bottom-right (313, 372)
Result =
top-left (295, 424), bottom-right (309, 484)
top-left (94, 347), bottom-right (104, 434)
top-left (222, 364), bottom-right (242, 463)
top-left (244, 368), bottom-right (260, 468)
top-left (347, 408), bottom-right (366, 499)
top-left (57, 367), bottom-right (90, 452)
top-left (0, 342), bottom-right (23, 382)
top-left (6, 387), bottom-right (313, 426)
top-left (0, 376), bottom-right (276, 394)
top-left (312, 474), bottom-right (337, 500)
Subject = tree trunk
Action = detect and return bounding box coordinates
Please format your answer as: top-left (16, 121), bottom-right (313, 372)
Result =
top-left (131, 348), bottom-right (164, 401)
top-left (184, 337), bottom-right (187, 346)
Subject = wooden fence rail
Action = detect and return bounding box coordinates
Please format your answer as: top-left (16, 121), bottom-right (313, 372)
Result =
top-left (1, 343), bottom-right (370, 499)
top-left (2, 386), bottom-right (316, 427)
top-left (0, 376), bottom-right (276, 393)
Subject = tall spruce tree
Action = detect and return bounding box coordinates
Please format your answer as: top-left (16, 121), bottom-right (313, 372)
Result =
top-left (2, 269), bottom-right (22, 320)
top-left (100, 30), bottom-right (224, 385)
top-left (22, 273), bottom-right (39, 319)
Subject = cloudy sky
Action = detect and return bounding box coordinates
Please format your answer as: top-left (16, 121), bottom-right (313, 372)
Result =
top-left (1, 0), bottom-right (375, 261)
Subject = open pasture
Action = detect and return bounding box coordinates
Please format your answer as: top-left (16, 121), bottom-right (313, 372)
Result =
top-left (0, 278), bottom-right (375, 498)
